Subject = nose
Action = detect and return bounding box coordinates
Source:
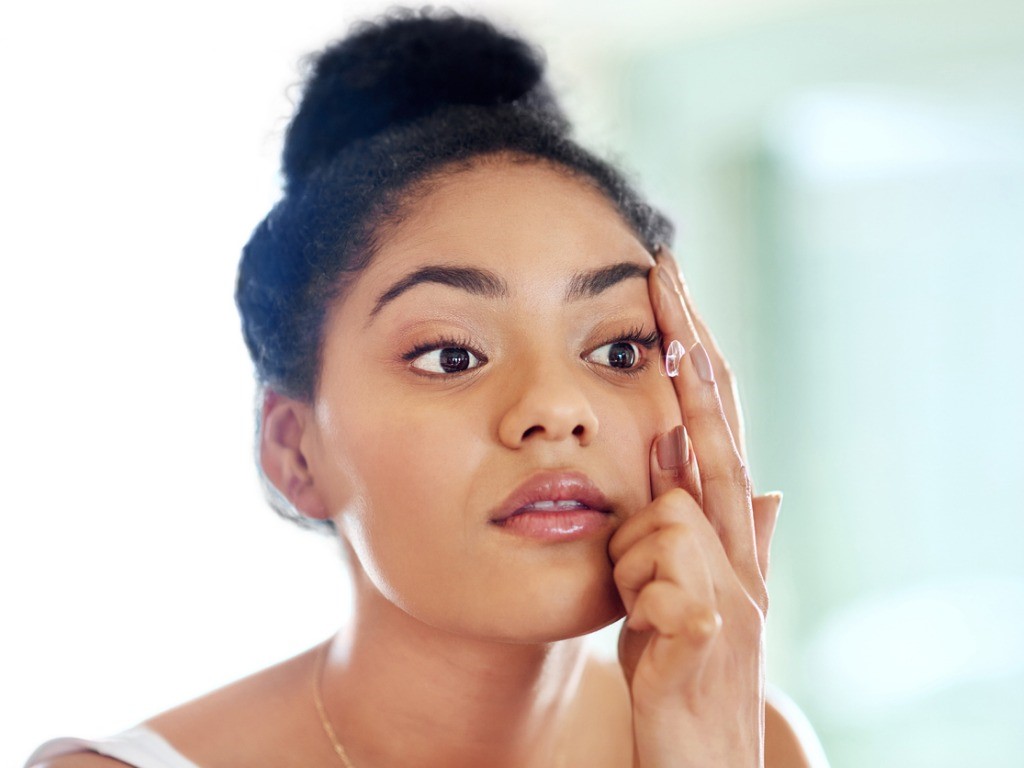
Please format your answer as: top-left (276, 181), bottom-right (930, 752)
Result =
top-left (497, 358), bottom-right (600, 449)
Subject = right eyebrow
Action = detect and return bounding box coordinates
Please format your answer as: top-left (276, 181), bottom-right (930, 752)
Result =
top-left (368, 264), bottom-right (509, 322)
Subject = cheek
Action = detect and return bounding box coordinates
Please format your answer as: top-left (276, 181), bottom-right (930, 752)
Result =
top-left (598, 375), bottom-right (680, 468)
top-left (359, 378), bottom-right (484, 469)
top-left (331, 396), bottom-right (487, 603)
top-left (356, 412), bottom-right (481, 518)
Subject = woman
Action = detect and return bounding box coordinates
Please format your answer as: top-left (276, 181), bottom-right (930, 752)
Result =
top-left (28, 9), bottom-right (824, 767)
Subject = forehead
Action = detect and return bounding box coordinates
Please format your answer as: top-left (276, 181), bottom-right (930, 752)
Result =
top-left (366, 159), bottom-right (650, 287)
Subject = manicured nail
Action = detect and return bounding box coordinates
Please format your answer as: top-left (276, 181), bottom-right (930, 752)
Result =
top-left (657, 425), bottom-right (686, 470)
top-left (663, 339), bottom-right (684, 377)
top-left (691, 342), bottom-right (715, 383)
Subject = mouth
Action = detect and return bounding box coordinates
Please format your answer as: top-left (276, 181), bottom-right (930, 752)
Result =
top-left (489, 471), bottom-right (614, 541)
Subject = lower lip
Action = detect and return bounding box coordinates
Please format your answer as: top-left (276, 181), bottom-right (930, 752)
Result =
top-left (493, 509), bottom-right (612, 541)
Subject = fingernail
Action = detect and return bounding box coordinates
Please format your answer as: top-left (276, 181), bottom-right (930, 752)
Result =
top-left (663, 339), bottom-right (685, 377)
top-left (691, 342), bottom-right (715, 383)
top-left (652, 242), bottom-right (663, 257)
top-left (657, 425), bottom-right (686, 470)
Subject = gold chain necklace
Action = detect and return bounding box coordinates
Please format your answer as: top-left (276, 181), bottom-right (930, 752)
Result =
top-left (312, 640), bottom-right (572, 768)
top-left (313, 641), bottom-right (357, 768)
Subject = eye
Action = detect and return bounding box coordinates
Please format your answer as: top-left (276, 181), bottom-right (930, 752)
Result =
top-left (409, 346), bottom-right (484, 375)
top-left (586, 340), bottom-right (642, 370)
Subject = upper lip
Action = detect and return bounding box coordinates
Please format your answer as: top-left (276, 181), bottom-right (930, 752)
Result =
top-left (489, 470), bottom-right (612, 523)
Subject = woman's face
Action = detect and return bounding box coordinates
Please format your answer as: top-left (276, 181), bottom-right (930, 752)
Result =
top-left (305, 158), bottom-right (679, 642)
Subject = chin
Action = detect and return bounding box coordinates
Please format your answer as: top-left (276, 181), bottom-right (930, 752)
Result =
top-left (477, 565), bottom-right (626, 645)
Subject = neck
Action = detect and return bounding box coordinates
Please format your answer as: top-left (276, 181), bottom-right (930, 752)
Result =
top-left (320, 566), bottom-right (589, 768)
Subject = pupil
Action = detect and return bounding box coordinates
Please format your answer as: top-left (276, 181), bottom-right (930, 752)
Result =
top-left (439, 347), bottom-right (470, 372)
top-left (608, 342), bottom-right (636, 368)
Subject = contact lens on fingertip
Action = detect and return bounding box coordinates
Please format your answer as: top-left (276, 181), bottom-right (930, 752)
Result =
top-left (663, 339), bottom-right (685, 378)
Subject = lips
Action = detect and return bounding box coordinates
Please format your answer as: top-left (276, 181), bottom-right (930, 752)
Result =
top-left (489, 470), bottom-right (612, 523)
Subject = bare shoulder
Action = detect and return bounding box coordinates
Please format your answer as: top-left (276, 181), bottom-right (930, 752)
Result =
top-left (765, 686), bottom-right (830, 768)
top-left (142, 641), bottom-right (329, 767)
top-left (32, 757), bottom-right (127, 768)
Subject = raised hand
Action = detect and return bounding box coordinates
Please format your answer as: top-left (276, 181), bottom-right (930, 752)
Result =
top-left (655, 248), bottom-right (781, 578)
top-left (609, 246), bottom-right (780, 767)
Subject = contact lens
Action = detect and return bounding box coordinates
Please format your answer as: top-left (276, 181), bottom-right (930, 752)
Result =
top-left (663, 339), bottom-right (685, 378)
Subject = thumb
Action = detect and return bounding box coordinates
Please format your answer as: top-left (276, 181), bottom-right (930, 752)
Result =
top-left (651, 425), bottom-right (701, 503)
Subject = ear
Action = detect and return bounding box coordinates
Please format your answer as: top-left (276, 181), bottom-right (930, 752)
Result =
top-left (259, 390), bottom-right (330, 521)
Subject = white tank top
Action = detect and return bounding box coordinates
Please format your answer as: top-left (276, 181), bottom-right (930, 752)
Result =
top-left (24, 725), bottom-right (200, 768)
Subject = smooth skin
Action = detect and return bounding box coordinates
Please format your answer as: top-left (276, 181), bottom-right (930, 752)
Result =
top-left (39, 158), bottom-right (822, 768)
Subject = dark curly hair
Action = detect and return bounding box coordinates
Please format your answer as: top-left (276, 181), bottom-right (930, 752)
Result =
top-left (235, 7), bottom-right (674, 529)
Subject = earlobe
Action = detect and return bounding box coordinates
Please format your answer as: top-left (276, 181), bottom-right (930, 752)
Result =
top-left (259, 390), bottom-right (330, 520)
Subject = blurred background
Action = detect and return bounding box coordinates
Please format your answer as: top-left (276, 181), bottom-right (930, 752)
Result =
top-left (3, 0), bottom-right (1022, 765)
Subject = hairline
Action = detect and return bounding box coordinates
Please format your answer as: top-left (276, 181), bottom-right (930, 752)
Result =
top-left (307, 149), bottom-right (648, 398)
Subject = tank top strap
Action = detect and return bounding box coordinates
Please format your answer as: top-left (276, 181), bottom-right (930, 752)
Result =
top-left (24, 725), bottom-right (201, 768)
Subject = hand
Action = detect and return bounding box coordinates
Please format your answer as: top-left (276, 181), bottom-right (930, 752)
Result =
top-left (609, 246), bottom-right (781, 767)
top-left (655, 248), bottom-right (782, 578)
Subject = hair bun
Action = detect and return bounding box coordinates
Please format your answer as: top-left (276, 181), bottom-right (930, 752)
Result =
top-left (283, 9), bottom-right (563, 189)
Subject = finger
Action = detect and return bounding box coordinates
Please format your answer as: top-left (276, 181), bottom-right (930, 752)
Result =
top-left (656, 245), bottom-right (748, 465)
top-left (650, 259), bottom-right (743, 477)
top-left (610, 487), bottom-right (702, 565)
top-left (626, 582), bottom-right (720, 701)
top-left (651, 425), bottom-right (702, 508)
top-left (628, 581), bottom-right (721, 648)
top-left (647, 260), bottom-right (701, 414)
top-left (613, 516), bottom-right (722, 617)
top-left (610, 491), bottom-right (738, 633)
top-left (657, 248), bottom-right (779, 586)
top-left (752, 491), bottom-right (782, 582)
top-left (673, 338), bottom-right (762, 597)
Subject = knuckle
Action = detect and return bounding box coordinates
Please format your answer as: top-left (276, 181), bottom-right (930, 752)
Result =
top-left (735, 462), bottom-right (752, 493)
top-left (734, 591), bottom-right (766, 631)
top-left (753, 581), bottom-right (770, 616)
top-left (654, 524), bottom-right (691, 559)
top-left (652, 489), bottom-right (692, 522)
top-left (612, 553), bottom-right (640, 584)
top-left (644, 585), bottom-right (684, 623)
top-left (686, 408), bottom-right (722, 430)
top-left (697, 465), bottom-right (724, 485)
top-left (684, 605), bottom-right (722, 643)
top-left (699, 461), bottom-right (750, 493)
top-left (611, 557), bottom-right (625, 580)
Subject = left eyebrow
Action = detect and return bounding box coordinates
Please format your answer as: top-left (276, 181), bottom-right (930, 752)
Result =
top-left (564, 261), bottom-right (650, 302)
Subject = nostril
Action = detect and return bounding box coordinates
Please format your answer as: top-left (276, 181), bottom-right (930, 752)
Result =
top-left (519, 423), bottom-right (587, 442)
top-left (522, 425), bottom-right (544, 440)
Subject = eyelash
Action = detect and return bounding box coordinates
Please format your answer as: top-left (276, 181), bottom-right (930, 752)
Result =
top-left (402, 334), bottom-right (487, 370)
top-left (401, 325), bottom-right (662, 379)
top-left (593, 324), bottom-right (662, 378)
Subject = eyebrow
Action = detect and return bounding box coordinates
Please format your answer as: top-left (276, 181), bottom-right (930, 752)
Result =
top-left (564, 261), bottom-right (650, 302)
top-left (368, 260), bottom-right (650, 321)
top-left (369, 265), bottom-right (509, 319)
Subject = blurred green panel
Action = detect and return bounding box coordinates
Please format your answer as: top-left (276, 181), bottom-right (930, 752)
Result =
top-left (613, 2), bottom-right (1024, 764)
